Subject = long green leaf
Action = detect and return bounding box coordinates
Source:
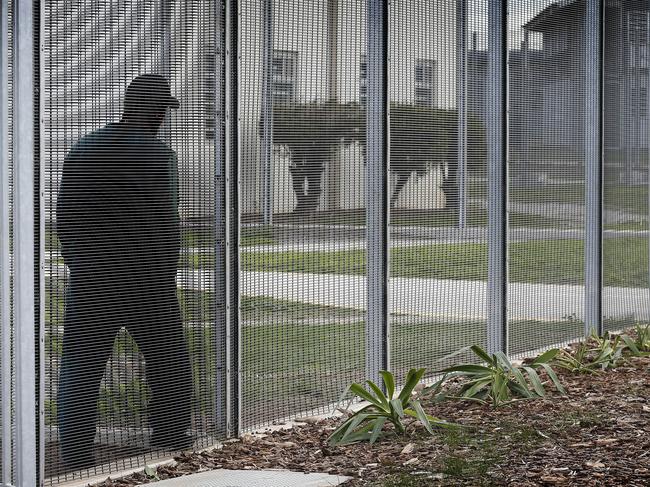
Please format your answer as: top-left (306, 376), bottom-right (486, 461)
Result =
top-left (369, 417), bottom-right (387, 444)
top-left (329, 417), bottom-right (355, 445)
top-left (404, 409), bottom-right (458, 429)
top-left (461, 376), bottom-right (492, 399)
top-left (390, 398), bottom-right (405, 419)
top-left (343, 413), bottom-right (370, 438)
top-left (337, 422), bottom-right (375, 445)
top-left (523, 366), bottom-right (546, 397)
top-left (540, 363), bottom-right (566, 395)
top-left (366, 380), bottom-right (389, 410)
top-left (422, 374), bottom-right (448, 396)
top-left (471, 345), bottom-right (494, 364)
top-left (532, 348), bottom-right (560, 365)
top-left (398, 368), bottom-right (426, 405)
top-left (349, 383), bottom-right (386, 411)
top-left (510, 365), bottom-right (529, 392)
top-left (493, 372), bottom-right (509, 405)
top-left (621, 335), bottom-right (641, 354)
top-left (409, 400), bottom-right (434, 435)
top-left (495, 351), bottom-right (513, 370)
top-left (439, 364), bottom-right (491, 375)
top-left (508, 380), bottom-right (532, 399)
top-left (380, 370), bottom-right (395, 400)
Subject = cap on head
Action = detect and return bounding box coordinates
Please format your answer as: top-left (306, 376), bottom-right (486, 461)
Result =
top-left (124, 74), bottom-right (180, 112)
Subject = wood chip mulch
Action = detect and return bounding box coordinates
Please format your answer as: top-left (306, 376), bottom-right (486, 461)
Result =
top-left (96, 351), bottom-right (650, 487)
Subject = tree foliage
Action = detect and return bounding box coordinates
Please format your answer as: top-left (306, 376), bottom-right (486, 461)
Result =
top-left (268, 101), bottom-right (486, 174)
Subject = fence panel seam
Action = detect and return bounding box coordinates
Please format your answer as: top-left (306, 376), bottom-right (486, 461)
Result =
top-left (487, 0), bottom-right (508, 354)
top-left (366, 0), bottom-right (390, 385)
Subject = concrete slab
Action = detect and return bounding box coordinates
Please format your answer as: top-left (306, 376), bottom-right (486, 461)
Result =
top-left (151, 469), bottom-right (350, 487)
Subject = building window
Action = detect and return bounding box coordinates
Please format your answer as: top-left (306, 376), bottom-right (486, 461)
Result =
top-left (359, 54), bottom-right (367, 105)
top-left (414, 59), bottom-right (436, 107)
top-left (272, 50), bottom-right (297, 103)
top-left (628, 11), bottom-right (649, 69)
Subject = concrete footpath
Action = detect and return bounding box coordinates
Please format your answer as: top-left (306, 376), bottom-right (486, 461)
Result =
top-left (150, 470), bottom-right (350, 487)
top-left (176, 270), bottom-right (650, 322)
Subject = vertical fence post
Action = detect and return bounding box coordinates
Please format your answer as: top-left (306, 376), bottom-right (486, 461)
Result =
top-left (585, 0), bottom-right (603, 336)
top-left (214, 0), bottom-right (227, 439)
top-left (261, 0), bottom-right (273, 225)
top-left (457, 0), bottom-right (467, 229)
top-left (225, 0), bottom-right (241, 438)
top-left (37, 0), bottom-right (45, 480)
top-left (366, 0), bottom-right (389, 385)
top-left (0, 0), bottom-right (12, 483)
top-left (486, 0), bottom-right (508, 355)
top-left (13, 0), bottom-right (37, 484)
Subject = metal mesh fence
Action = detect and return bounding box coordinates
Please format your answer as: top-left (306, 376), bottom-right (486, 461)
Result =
top-left (41, 0), bottom-right (225, 482)
top-left (0, 0), bottom-right (649, 485)
top-left (388, 0), bottom-right (488, 380)
top-left (239, 0), bottom-right (368, 429)
top-left (507, 0), bottom-right (587, 355)
top-left (603, 2), bottom-right (650, 332)
top-left (0, 1), bottom-right (13, 484)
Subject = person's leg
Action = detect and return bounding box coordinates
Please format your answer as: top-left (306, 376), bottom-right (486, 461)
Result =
top-left (441, 173), bottom-right (458, 211)
top-left (304, 167), bottom-right (323, 213)
top-left (290, 164), bottom-right (307, 213)
top-left (128, 282), bottom-right (192, 449)
top-left (391, 169), bottom-right (412, 208)
top-left (58, 277), bottom-right (119, 469)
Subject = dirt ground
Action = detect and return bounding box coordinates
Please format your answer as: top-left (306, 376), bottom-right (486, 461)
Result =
top-left (94, 344), bottom-right (650, 487)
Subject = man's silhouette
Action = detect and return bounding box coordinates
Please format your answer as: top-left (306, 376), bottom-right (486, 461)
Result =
top-left (56, 74), bottom-right (192, 469)
top-left (289, 141), bottom-right (326, 214)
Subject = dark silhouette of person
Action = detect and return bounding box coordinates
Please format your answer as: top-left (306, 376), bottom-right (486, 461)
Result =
top-left (441, 128), bottom-right (459, 211)
top-left (289, 140), bottom-right (327, 215)
top-left (56, 74), bottom-right (193, 469)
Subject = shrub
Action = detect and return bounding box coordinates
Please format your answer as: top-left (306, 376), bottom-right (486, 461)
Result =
top-left (554, 331), bottom-right (626, 373)
top-left (328, 368), bottom-right (454, 446)
top-left (437, 346), bottom-right (565, 408)
top-left (621, 324), bottom-right (650, 356)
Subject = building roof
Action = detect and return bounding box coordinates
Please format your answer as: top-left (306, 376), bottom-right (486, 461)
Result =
top-left (524, 0), bottom-right (583, 33)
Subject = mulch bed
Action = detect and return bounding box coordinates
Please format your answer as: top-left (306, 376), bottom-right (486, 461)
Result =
top-left (96, 344), bottom-right (650, 487)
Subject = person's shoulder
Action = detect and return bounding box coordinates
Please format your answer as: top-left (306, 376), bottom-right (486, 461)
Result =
top-left (147, 136), bottom-right (175, 158)
top-left (69, 124), bottom-right (118, 153)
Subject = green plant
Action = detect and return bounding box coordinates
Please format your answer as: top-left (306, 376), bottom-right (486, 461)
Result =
top-left (621, 324), bottom-right (650, 356)
top-left (328, 368), bottom-right (453, 446)
top-left (438, 346), bottom-right (565, 408)
top-left (555, 331), bottom-right (626, 373)
top-left (553, 342), bottom-right (595, 374)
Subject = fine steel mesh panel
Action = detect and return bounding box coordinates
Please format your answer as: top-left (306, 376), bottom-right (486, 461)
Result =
top-left (508, 0), bottom-right (586, 355)
top-left (603, 1), bottom-right (650, 332)
top-left (388, 0), bottom-right (487, 380)
top-left (0, 1), bottom-right (14, 483)
top-left (239, 0), bottom-right (367, 429)
top-left (43, 0), bottom-right (225, 482)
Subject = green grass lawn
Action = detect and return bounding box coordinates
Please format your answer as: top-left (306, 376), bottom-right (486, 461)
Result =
top-left (241, 237), bottom-right (648, 287)
top-left (44, 309), bottom-right (587, 427)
